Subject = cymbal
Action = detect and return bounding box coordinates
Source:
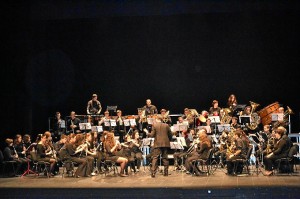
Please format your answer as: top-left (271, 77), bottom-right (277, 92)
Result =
top-left (199, 115), bottom-right (206, 123)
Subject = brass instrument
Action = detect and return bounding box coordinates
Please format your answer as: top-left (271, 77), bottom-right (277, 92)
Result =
top-left (273, 106), bottom-right (293, 128)
top-left (220, 108), bottom-right (232, 124)
top-left (162, 110), bottom-right (170, 123)
top-left (246, 101), bottom-right (260, 130)
top-left (186, 138), bottom-right (199, 154)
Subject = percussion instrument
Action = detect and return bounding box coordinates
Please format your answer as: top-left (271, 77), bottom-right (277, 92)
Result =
top-left (258, 102), bottom-right (280, 126)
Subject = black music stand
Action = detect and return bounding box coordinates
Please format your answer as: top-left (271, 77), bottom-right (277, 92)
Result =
top-left (239, 116), bottom-right (251, 125)
top-left (107, 106), bottom-right (117, 116)
top-left (234, 104), bottom-right (247, 116)
top-left (208, 116), bottom-right (220, 135)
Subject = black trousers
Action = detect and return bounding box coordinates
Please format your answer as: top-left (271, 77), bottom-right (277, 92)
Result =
top-left (151, 147), bottom-right (169, 173)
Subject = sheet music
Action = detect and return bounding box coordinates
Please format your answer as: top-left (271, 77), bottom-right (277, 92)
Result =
top-left (124, 119), bottom-right (130, 126)
top-left (129, 119), bottom-right (136, 126)
top-left (176, 137), bottom-right (187, 147)
top-left (110, 119), bottom-right (116, 127)
top-left (147, 118), bottom-right (154, 125)
top-left (104, 119), bottom-right (110, 127)
top-left (79, 123), bottom-right (92, 130)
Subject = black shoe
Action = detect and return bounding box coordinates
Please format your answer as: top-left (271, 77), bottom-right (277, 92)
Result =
top-left (151, 173), bottom-right (155, 178)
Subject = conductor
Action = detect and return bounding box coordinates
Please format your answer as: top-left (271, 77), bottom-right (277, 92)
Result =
top-left (147, 115), bottom-right (173, 178)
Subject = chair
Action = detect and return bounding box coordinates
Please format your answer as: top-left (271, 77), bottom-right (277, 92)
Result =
top-left (61, 159), bottom-right (76, 178)
top-left (275, 143), bottom-right (299, 175)
top-left (30, 151), bottom-right (51, 178)
top-left (191, 148), bottom-right (214, 176)
top-left (102, 159), bottom-right (119, 176)
top-left (233, 144), bottom-right (253, 176)
top-left (0, 150), bottom-right (17, 177)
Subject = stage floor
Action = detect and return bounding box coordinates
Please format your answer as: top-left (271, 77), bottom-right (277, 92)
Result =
top-left (0, 165), bottom-right (300, 198)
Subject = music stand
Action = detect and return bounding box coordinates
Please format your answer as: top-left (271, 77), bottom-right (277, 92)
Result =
top-left (129, 119), bottom-right (136, 126)
top-left (198, 126), bottom-right (212, 134)
top-left (147, 118), bottom-right (154, 125)
top-left (124, 119), bottom-right (130, 127)
top-left (107, 106), bottom-right (117, 116)
top-left (176, 137), bottom-right (187, 148)
top-left (79, 123), bottom-right (92, 131)
top-left (239, 116), bottom-right (251, 124)
top-left (217, 124), bottom-right (230, 132)
top-left (170, 142), bottom-right (184, 150)
top-left (110, 119), bottom-right (117, 127)
top-left (271, 113), bottom-right (284, 121)
top-left (91, 126), bottom-right (103, 133)
top-left (208, 116), bottom-right (220, 123)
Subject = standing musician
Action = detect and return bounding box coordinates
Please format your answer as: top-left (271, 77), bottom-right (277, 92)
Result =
top-left (227, 94), bottom-right (238, 111)
top-left (147, 115), bottom-right (173, 178)
top-left (115, 110), bottom-right (126, 143)
top-left (36, 134), bottom-right (57, 176)
top-left (86, 93), bottom-right (102, 115)
top-left (184, 128), bottom-right (212, 175)
top-left (263, 126), bottom-right (292, 176)
top-left (142, 99), bottom-right (158, 116)
top-left (67, 111), bottom-right (81, 134)
top-left (160, 109), bottom-right (172, 126)
top-left (226, 129), bottom-right (248, 175)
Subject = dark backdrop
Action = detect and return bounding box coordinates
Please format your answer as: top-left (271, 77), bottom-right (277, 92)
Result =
top-left (2, 1), bottom-right (300, 147)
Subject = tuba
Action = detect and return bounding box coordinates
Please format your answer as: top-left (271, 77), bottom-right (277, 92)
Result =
top-left (246, 101), bottom-right (260, 130)
top-left (220, 108), bottom-right (232, 124)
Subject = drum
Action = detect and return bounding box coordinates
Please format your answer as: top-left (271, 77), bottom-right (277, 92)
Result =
top-left (258, 102), bottom-right (280, 125)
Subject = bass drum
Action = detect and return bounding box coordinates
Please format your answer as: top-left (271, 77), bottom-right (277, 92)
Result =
top-left (258, 102), bottom-right (280, 126)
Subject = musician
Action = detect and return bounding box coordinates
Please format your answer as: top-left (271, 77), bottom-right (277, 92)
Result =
top-left (119, 134), bottom-right (137, 174)
top-left (83, 132), bottom-right (97, 176)
top-left (53, 134), bottom-right (68, 154)
top-left (3, 138), bottom-right (27, 176)
top-left (230, 116), bottom-right (241, 130)
top-left (131, 131), bottom-right (143, 172)
top-left (52, 112), bottom-right (65, 142)
top-left (226, 129), bottom-right (248, 175)
top-left (263, 126), bottom-right (292, 176)
top-left (86, 93), bottom-right (102, 115)
top-left (23, 134), bottom-right (33, 158)
top-left (184, 128), bottom-right (212, 175)
top-left (227, 94), bottom-right (238, 110)
top-left (14, 134), bottom-right (26, 159)
top-left (36, 134), bottom-right (57, 176)
top-left (147, 115), bottom-right (173, 178)
top-left (63, 133), bottom-right (90, 177)
top-left (115, 110), bottom-right (125, 143)
top-left (142, 99), bottom-right (158, 116)
top-left (160, 109), bottom-right (172, 126)
top-left (103, 132), bottom-right (129, 177)
top-left (98, 111), bottom-right (111, 131)
top-left (67, 111), bottom-right (81, 134)
top-left (136, 109), bottom-right (148, 138)
top-left (173, 127), bottom-right (192, 171)
top-left (182, 108), bottom-right (195, 136)
top-left (209, 100), bottom-right (221, 116)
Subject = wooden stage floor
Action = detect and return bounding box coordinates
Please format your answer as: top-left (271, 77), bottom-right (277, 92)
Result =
top-left (0, 165), bottom-right (300, 198)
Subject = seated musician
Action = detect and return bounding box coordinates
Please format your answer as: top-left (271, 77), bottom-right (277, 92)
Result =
top-left (160, 109), bottom-right (172, 126)
top-left (98, 111), bottom-right (111, 131)
top-left (226, 129), bottom-right (248, 175)
top-left (13, 134), bottom-right (27, 160)
top-left (82, 132), bottom-right (97, 176)
top-left (36, 134), bottom-right (57, 176)
top-left (120, 134), bottom-right (138, 174)
top-left (3, 138), bottom-right (27, 176)
top-left (263, 126), bottom-right (292, 176)
top-left (184, 128), bottom-right (212, 175)
top-left (63, 133), bottom-right (90, 178)
top-left (67, 111), bottom-right (81, 134)
top-left (115, 110), bottom-right (125, 143)
top-left (182, 108), bottom-right (195, 137)
top-left (103, 132), bottom-right (129, 177)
